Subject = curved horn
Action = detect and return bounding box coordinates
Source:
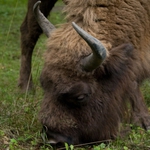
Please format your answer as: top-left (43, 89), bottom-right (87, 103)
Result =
top-left (33, 1), bottom-right (55, 37)
top-left (72, 22), bottom-right (107, 72)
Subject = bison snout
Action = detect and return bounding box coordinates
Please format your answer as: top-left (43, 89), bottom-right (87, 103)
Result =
top-left (41, 126), bottom-right (73, 148)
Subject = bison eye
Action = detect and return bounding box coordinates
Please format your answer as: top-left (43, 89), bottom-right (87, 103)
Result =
top-left (77, 95), bottom-right (84, 100)
top-left (76, 94), bottom-right (87, 102)
top-left (73, 94), bottom-right (90, 106)
top-left (58, 93), bottom-right (90, 106)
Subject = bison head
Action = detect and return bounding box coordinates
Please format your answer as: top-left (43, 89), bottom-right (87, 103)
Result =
top-left (34, 1), bottom-right (135, 147)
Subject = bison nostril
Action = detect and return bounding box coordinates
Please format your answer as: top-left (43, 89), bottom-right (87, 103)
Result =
top-left (41, 126), bottom-right (73, 147)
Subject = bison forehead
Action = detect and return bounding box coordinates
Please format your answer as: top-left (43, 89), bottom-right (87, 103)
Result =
top-left (43, 25), bottom-right (109, 76)
top-left (45, 27), bottom-right (88, 66)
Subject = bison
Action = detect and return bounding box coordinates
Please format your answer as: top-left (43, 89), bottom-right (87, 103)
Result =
top-left (20, 0), bottom-right (150, 147)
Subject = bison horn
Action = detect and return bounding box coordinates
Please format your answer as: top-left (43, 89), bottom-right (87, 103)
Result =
top-left (72, 22), bottom-right (107, 72)
top-left (33, 1), bottom-right (55, 38)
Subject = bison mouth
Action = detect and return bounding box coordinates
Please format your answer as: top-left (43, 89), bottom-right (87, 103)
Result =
top-left (41, 125), bottom-right (74, 148)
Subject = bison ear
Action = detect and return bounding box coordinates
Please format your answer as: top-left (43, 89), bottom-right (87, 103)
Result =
top-left (120, 43), bottom-right (134, 57)
top-left (33, 1), bottom-right (55, 37)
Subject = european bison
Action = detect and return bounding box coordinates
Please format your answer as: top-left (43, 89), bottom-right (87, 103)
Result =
top-left (21, 0), bottom-right (150, 147)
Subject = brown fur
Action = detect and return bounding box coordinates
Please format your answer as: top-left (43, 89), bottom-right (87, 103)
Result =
top-left (38, 0), bottom-right (150, 145)
top-left (40, 43), bottom-right (150, 144)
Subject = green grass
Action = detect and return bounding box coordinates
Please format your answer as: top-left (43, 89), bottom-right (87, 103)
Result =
top-left (0, 0), bottom-right (150, 150)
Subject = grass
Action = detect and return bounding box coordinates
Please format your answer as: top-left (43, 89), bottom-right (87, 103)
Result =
top-left (0, 0), bottom-right (150, 150)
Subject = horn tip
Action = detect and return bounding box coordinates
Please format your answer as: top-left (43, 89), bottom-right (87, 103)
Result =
top-left (33, 1), bottom-right (41, 12)
top-left (72, 22), bottom-right (75, 25)
top-left (72, 22), bottom-right (81, 34)
top-left (72, 22), bottom-right (77, 28)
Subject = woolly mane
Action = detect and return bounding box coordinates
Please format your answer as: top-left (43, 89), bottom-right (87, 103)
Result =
top-left (45, 0), bottom-right (150, 81)
top-left (63, 0), bottom-right (150, 48)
